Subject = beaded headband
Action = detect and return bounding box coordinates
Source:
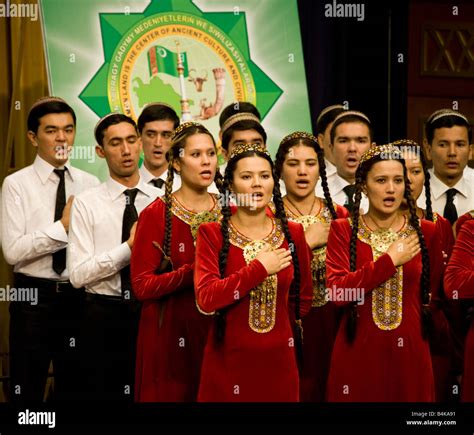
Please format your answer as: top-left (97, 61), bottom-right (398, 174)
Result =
top-left (280, 131), bottom-right (318, 146)
top-left (171, 121), bottom-right (207, 141)
top-left (316, 104), bottom-right (346, 124)
top-left (427, 108), bottom-right (468, 124)
top-left (333, 110), bottom-right (371, 124)
top-left (390, 139), bottom-right (420, 148)
top-left (390, 139), bottom-right (424, 162)
top-left (30, 96), bottom-right (68, 110)
top-left (359, 144), bottom-right (402, 165)
top-left (221, 113), bottom-right (261, 135)
top-left (142, 101), bottom-right (176, 112)
top-left (228, 142), bottom-right (270, 160)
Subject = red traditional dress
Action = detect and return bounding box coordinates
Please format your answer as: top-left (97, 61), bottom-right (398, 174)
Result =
top-left (284, 198), bottom-right (349, 402)
top-left (444, 218), bottom-right (474, 402)
top-left (423, 211), bottom-right (462, 402)
top-left (325, 217), bottom-right (443, 402)
top-left (131, 194), bottom-right (220, 402)
top-left (194, 219), bottom-right (313, 402)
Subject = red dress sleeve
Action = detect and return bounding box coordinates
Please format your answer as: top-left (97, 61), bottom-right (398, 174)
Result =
top-left (434, 214), bottom-right (455, 260)
top-left (131, 199), bottom-right (194, 301)
top-left (325, 219), bottom-right (397, 306)
top-left (444, 219), bottom-right (474, 298)
top-left (194, 222), bottom-right (269, 313)
top-left (287, 221), bottom-right (313, 318)
top-left (455, 212), bottom-right (472, 236)
top-left (336, 204), bottom-right (350, 219)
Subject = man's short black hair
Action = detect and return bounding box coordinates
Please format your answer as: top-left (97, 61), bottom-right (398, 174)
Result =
top-left (95, 113), bottom-right (137, 146)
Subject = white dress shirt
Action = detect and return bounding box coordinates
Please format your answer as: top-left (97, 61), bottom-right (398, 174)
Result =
top-left (316, 171), bottom-right (369, 213)
top-left (324, 158), bottom-right (337, 178)
top-left (418, 167), bottom-right (474, 218)
top-left (68, 176), bottom-right (159, 296)
top-left (139, 164), bottom-right (181, 195)
top-left (1, 155), bottom-right (100, 280)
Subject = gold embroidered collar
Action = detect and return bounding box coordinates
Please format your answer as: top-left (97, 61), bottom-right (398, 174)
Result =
top-left (170, 193), bottom-right (221, 240)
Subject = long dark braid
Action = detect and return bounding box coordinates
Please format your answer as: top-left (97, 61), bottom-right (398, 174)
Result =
top-left (317, 149), bottom-right (338, 220)
top-left (215, 173), bottom-right (232, 345)
top-left (213, 168), bottom-right (224, 194)
top-left (419, 147), bottom-right (434, 221)
top-left (272, 172), bottom-right (303, 365)
top-left (155, 156), bottom-right (175, 274)
top-left (163, 156), bottom-right (175, 258)
top-left (402, 163), bottom-right (432, 340)
top-left (392, 139), bottom-right (434, 221)
top-left (347, 170), bottom-right (363, 343)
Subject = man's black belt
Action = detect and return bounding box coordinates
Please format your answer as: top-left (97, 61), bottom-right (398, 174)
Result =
top-left (14, 273), bottom-right (77, 293)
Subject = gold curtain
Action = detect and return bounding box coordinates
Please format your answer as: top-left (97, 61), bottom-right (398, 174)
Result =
top-left (0, 0), bottom-right (49, 402)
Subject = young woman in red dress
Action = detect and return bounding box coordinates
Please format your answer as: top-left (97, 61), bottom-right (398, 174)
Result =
top-left (275, 131), bottom-right (349, 402)
top-left (444, 211), bottom-right (474, 402)
top-left (325, 144), bottom-right (443, 402)
top-left (393, 139), bottom-right (462, 402)
top-left (131, 122), bottom-right (222, 401)
top-left (194, 142), bottom-right (313, 402)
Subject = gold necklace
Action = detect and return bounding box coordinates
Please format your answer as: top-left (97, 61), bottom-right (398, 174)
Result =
top-left (364, 213), bottom-right (405, 233)
top-left (230, 216), bottom-right (274, 241)
top-left (285, 195), bottom-right (317, 217)
top-left (173, 192), bottom-right (214, 213)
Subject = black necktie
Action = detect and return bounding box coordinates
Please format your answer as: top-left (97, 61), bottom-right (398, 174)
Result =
top-left (53, 168), bottom-right (67, 275)
top-left (152, 178), bottom-right (165, 189)
top-left (443, 188), bottom-right (458, 225)
top-left (343, 184), bottom-right (356, 214)
top-left (121, 189), bottom-right (139, 298)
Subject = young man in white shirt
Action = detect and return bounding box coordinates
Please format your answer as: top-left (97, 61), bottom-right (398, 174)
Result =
top-left (137, 102), bottom-right (181, 195)
top-left (216, 102), bottom-right (262, 193)
top-left (316, 110), bottom-right (374, 214)
top-left (418, 109), bottom-right (473, 225)
top-left (316, 104), bottom-right (346, 178)
top-left (1, 97), bottom-right (100, 401)
top-left (68, 113), bottom-right (158, 401)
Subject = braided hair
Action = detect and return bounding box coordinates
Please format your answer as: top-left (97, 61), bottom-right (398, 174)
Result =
top-left (275, 133), bottom-right (337, 220)
top-left (347, 152), bottom-right (432, 342)
top-left (159, 123), bottom-right (220, 272)
top-left (216, 149), bottom-right (302, 355)
top-left (391, 139), bottom-right (433, 221)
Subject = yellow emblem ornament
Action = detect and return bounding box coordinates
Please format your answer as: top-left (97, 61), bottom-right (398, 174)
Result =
top-left (356, 217), bottom-right (415, 330)
top-left (190, 210), bottom-right (221, 241)
top-left (285, 204), bottom-right (335, 307)
top-left (229, 220), bottom-right (285, 333)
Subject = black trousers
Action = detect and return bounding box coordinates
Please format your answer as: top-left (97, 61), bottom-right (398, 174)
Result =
top-left (78, 293), bottom-right (140, 401)
top-left (9, 273), bottom-right (84, 402)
